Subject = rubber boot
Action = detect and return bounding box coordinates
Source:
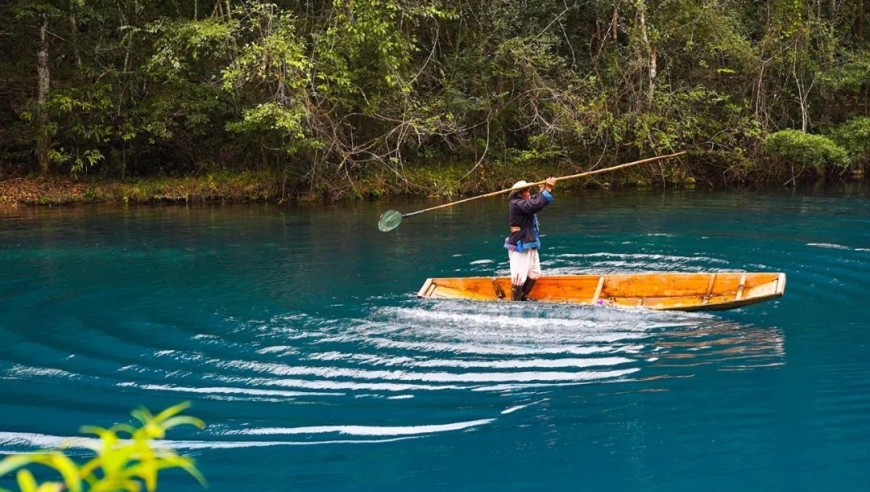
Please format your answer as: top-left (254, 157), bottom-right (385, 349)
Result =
top-left (511, 285), bottom-right (524, 301)
top-left (521, 278), bottom-right (537, 301)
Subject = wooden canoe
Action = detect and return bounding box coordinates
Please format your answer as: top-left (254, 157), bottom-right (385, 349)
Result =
top-left (416, 272), bottom-right (786, 311)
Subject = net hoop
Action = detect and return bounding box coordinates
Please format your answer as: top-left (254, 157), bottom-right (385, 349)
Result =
top-left (378, 210), bottom-right (404, 232)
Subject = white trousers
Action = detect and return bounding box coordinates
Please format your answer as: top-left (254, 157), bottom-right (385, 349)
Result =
top-left (508, 248), bottom-right (541, 286)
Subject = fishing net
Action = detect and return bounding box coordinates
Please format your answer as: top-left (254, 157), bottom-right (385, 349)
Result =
top-left (378, 210), bottom-right (404, 232)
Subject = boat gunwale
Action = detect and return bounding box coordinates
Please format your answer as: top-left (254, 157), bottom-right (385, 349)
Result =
top-left (416, 272), bottom-right (786, 311)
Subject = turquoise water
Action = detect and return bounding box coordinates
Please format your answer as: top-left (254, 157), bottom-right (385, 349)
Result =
top-left (1, 187), bottom-right (869, 491)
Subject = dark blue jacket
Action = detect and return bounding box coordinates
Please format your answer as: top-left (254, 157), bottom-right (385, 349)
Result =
top-left (506, 190), bottom-right (554, 247)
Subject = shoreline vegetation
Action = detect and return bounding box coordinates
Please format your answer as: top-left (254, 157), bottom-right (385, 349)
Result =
top-left (0, 168), bottom-right (588, 206)
top-left (0, 157), bottom-right (866, 206)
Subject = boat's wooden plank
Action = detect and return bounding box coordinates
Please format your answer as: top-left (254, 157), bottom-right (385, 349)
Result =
top-left (496, 278), bottom-right (513, 299)
top-left (591, 276), bottom-right (605, 304)
top-left (736, 274), bottom-right (747, 301)
top-left (601, 273), bottom-right (721, 298)
top-left (742, 272), bottom-right (780, 289)
top-left (491, 277), bottom-right (505, 299)
top-left (417, 278), bottom-right (434, 298)
top-left (536, 276), bottom-right (602, 302)
top-left (776, 273), bottom-right (787, 295)
top-left (704, 273), bottom-right (717, 304)
top-left (430, 284), bottom-right (492, 300)
top-left (437, 278), bottom-right (497, 298)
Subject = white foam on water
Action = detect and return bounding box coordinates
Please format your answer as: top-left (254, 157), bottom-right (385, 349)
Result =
top-left (807, 242), bottom-right (851, 250)
top-left (553, 252), bottom-right (730, 266)
top-left (214, 359), bottom-right (636, 384)
top-left (470, 259), bottom-right (494, 265)
top-left (6, 365), bottom-right (78, 380)
top-left (0, 432), bottom-right (99, 451)
top-left (151, 350), bottom-right (205, 361)
top-left (226, 418), bottom-right (495, 437)
top-left (256, 345), bottom-right (300, 355)
top-left (117, 382), bottom-right (344, 398)
top-left (383, 356), bottom-right (635, 369)
top-left (147, 301), bottom-right (736, 400)
top-left (306, 350), bottom-right (639, 364)
top-left (0, 432), bottom-right (419, 451)
top-left (274, 353), bottom-right (633, 370)
top-left (474, 377), bottom-right (634, 392)
top-left (324, 337), bottom-right (638, 356)
top-left (235, 377), bottom-right (463, 392)
top-left (103, 298), bottom-right (780, 407)
top-left (171, 437), bottom-right (422, 447)
top-left (501, 398), bottom-right (548, 414)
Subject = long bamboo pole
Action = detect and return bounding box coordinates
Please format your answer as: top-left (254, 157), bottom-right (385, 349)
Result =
top-left (402, 151), bottom-right (686, 218)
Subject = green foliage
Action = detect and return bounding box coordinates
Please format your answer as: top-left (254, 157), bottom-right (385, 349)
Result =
top-left (829, 117), bottom-right (870, 164)
top-left (0, 402), bottom-right (205, 492)
top-left (1, 0), bottom-right (870, 193)
top-left (513, 134), bottom-right (566, 165)
top-left (820, 52), bottom-right (870, 93)
top-left (762, 129), bottom-right (848, 169)
top-left (219, 6), bottom-right (314, 155)
top-left (220, 16), bottom-right (308, 93)
top-left (146, 17), bottom-right (237, 78)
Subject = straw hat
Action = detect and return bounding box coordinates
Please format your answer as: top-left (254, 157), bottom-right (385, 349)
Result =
top-left (508, 180), bottom-right (531, 199)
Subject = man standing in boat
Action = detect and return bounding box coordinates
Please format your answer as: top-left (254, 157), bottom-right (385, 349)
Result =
top-left (505, 177), bottom-right (557, 301)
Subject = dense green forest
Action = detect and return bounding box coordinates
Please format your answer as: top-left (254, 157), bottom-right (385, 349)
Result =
top-left (1, 0), bottom-right (869, 199)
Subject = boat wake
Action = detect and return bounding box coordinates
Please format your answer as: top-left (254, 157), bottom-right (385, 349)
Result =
top-left (0, 299), bottom-right (784, 452)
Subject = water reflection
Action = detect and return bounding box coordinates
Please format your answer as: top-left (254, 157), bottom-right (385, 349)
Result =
top-left (647, 320), bottom-right (785, 370)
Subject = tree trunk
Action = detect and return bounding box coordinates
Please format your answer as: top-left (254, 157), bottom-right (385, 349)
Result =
top-left (611, 6), bottom-right (619, 41)
top-left (638, 6), bottom-right (656, 100)
top-left (793, 58), bottom-right (813, 133)
top-left (36, 10), bottom-right (51, 174)
top-left (70, 20), bottom-right (81, 67)
top-left (858, 0), bottom-right (865, 46)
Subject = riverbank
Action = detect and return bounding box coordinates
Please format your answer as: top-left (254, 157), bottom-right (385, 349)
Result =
top-left (0, 173), bottom-right (288, 206)
top-left (0, 160), bottom-right (650, 205)
top-left (3, 161), bottom-right (860, 206)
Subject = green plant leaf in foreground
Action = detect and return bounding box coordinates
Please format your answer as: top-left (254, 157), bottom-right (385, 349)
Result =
top-left (0, 402), bottom-right (206, 492)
